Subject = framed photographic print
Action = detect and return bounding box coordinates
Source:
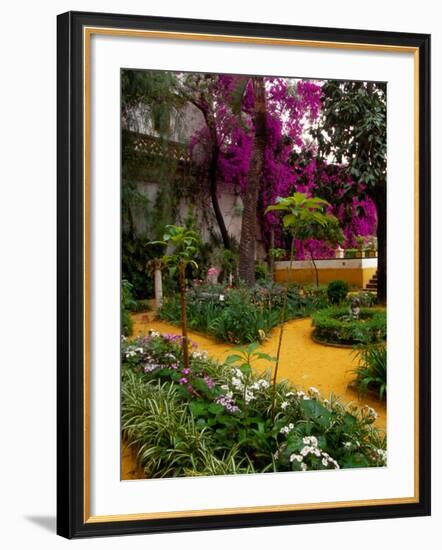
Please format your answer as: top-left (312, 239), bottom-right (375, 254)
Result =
top-left (57, 11), bottom-right (431, 539)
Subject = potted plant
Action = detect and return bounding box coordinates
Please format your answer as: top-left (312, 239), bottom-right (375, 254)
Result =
top-left (345, 248), bottom-right (357, 259)
top-left (366, 236), bottom-right (377, 257)
top-left (355, 235), bottom-right (366, 258)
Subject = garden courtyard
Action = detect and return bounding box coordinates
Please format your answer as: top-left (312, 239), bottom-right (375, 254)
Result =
top-left (121, 69), bottom-right (388, 479)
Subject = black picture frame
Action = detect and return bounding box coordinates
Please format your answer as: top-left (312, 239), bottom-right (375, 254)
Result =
top-left (57, 10), bottom-right (431, 539)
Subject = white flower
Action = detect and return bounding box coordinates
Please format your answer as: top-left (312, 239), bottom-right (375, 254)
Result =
top-left (303, 436), bottom-right (318, 447)
top-left (290, 454), bottom-right (303, 463)
top-left (343, 441), bottom-right (353, 449)
top-left (148, 329), bottom-right (160, 337)
top-left (300, 446), bottom-right (312, 456)
top-left (308, 387), bottom-right (320, 396)
top-left (231, 377), bottom-right (243, 389)
top-left (244, 390), bottom-right (255, 404)
top-left (322, 458), bottom-right (329, 467)
top-left (192, 350), bottom-right (208, 360)
top-left (376, 449), bottom-right (387, 462)
top-left (285, 391), bottom-right (295, 397)
top-left (280, 423), bottom-right (294, 436)
top-left (281, 401), bottom-right (289, 410)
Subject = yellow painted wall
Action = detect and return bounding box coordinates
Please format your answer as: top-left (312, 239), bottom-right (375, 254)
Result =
top-left (274, 267), bottom-right (377, 289)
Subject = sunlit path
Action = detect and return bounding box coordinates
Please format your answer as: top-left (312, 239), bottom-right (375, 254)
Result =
top-left (131, 312), bottom-right (386, 430)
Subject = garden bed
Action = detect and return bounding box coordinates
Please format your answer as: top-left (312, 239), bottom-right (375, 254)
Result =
top-left (122, 331), bottom-right (387, 478)
top-left (311, 306), bottom-right (386, 346)
top-left (158, 283), bottom-right (328, 344)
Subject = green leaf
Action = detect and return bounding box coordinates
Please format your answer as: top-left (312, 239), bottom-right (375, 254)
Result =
top-left (300, 399), bottom-right (331, 427)
top-left (225, 354), bottom-right (243, 364)
top-left (208, 403), bottom-right (225, 415)
top-left (189, 401), bottom-right (208, 417)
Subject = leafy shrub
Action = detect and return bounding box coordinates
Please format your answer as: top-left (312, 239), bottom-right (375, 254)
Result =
top-left (327, 280), bottom-right (349, 304)
top-left (121, 279), bottom-right (136, 336)
top-left (311, 306), bottom-right (386, 346)
top-left (121, 333), bottom-right (387, 477)
top-left (352, 343), bottom-right (387, 400)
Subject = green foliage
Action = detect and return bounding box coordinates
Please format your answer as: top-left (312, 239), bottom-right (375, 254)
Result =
top-left (269, 247), bottom-right (286, 260)
top-left (255, 262), bottom-right (269, 282)
top-left (327, 280), bottom-right (349, 305)
top-left (266, 192), bottom-right (344, 247)
top-left (121, 279), bottom-right (136, 336)
top-left (314, 81), bottom-right (386, 190)
top-left (121, 333), bottom-right (387, 477)
top-left (153, 225), bottom-right (200, 275)
top-left (311, 306), bottom-right (386, 346)
top-left (159, 283), bottom-right (328, 344)
top-left (352, 343), bottom-right (387, 400)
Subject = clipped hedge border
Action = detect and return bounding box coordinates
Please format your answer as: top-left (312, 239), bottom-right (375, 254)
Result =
top-left (311, 306), bottom-right (386, 346)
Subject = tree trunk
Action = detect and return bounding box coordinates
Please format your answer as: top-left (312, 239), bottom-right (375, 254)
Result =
top-left (208, 143), bottom-right (231, 250)
top-left (373, 187), bottom-right (387, 303)
top-left (178, 263), bottom-right (190, 371)
top-left (310, 252), bottom-right (319, 287)
top-left (239, 77), bottom-right (267, 286)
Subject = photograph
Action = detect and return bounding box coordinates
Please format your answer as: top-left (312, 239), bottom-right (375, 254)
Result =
top-left (120, 68), bottom-right (388, 480)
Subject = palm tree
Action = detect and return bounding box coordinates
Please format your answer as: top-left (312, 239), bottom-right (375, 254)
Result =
top-left (153, 225), bottom-right (199, 371)
top-left (238, 76), bottom-right (267, 286)
top-left (265, 192), bottom-right (343, 417)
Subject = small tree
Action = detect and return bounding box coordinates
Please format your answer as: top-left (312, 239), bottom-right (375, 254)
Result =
top-left (265, 192), bottom-right (343, 417)
top-left (153, 225), bottom-right (199, 372)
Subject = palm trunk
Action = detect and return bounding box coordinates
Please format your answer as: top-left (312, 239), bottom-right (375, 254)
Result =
top-left (271, 237), bottom-right (295, 419)
top-left (178, 262), bottom-right (190, 371)
top-left (239, 77), bottom-right (267, 286)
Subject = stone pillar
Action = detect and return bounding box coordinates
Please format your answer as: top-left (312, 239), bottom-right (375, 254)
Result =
top-left (154, 268), bottom-right (163, 309)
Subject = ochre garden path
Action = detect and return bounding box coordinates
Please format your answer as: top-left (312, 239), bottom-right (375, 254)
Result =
top-left (122, 313), bottom-right (386, 480)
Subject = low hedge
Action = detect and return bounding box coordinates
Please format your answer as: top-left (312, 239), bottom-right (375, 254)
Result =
top-left (311, 306), bottom-right (386, 346)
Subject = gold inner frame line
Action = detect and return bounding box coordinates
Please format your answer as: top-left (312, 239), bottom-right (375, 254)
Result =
top-left (82, 26), bottom-right (420, 524)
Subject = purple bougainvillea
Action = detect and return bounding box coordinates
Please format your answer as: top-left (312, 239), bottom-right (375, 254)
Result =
top-left (189, 75), bottom-right (377, 258)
